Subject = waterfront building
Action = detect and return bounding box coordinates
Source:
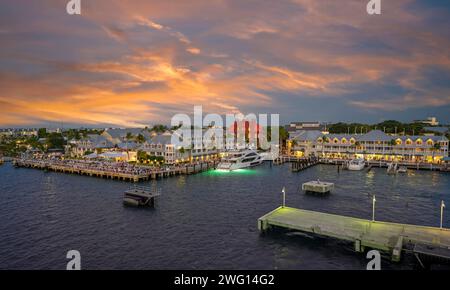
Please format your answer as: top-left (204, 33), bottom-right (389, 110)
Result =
top-left (285, 121), bottom-right (327, 133)
top-left (139, 130), bottom-right (219, 164)
top-left (288, 129), bottom-right (449, 163)
top-left (101, 128), bottom-right (151, 145)
top-left (0, 128), bottom-right (38, 138)
top-left (423, 126), bottom-right (449, 135)
top-left (66, 134), bottom-right (114, 157)
top-left (414, 117), bottom-right (439, 126)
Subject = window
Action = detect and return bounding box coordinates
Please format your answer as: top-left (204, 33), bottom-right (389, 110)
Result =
top-left (426, 139), bottom-right (434, 146)
top-left (416, 139), bottom-right (423, 145)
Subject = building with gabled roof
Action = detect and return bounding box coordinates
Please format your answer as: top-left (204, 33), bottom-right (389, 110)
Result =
top-left (287, 129), bottom-right (448, 163)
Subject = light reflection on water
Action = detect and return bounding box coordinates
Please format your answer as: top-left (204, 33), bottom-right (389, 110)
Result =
top-left (0, 162), bottom-right (449, 270)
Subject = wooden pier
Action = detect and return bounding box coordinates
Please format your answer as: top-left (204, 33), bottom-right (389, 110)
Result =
top-left (13, 159), bottom-right (218, 182)
top-left (320, 158), bottom-right (447, 172)
top-left (258, 206), bottom-right (450, 262)
top-left (291, 157), bottom-right (319, 172)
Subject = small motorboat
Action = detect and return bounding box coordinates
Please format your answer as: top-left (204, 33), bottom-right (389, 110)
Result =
top-left (347, 158), bottom-right (365, 171)
top-left (397, 166), bottom-right (407, 173)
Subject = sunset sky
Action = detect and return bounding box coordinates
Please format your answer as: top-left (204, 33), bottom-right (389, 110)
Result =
top-left (1, 0), bottom-right (449, 128)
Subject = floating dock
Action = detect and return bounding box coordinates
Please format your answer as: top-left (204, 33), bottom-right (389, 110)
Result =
top-left (302, 180), bottom-right (334, 194)
top-left (258, 206), bottom-right (450, 262)
top-left (123, 186), bottom-right (160, 207)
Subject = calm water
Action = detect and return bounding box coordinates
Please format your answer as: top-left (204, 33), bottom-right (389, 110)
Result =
top-left (0, 162), bottom-right (449, 270)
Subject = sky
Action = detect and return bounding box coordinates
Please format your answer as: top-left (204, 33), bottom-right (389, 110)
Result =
top-left (0, 0), bottom-right (449, 128)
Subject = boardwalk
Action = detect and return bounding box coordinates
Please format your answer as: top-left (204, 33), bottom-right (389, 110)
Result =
top-left (14, 158), bottom-right (218, 182)
top-left (258, 206), bottom-right (450, 262)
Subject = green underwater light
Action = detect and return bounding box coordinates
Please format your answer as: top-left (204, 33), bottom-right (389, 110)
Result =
top-left (203, 168), bottom-right (260, 176)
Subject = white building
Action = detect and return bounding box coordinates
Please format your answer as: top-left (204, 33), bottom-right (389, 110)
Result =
top-left (288, 129), bottom-right (449, 163)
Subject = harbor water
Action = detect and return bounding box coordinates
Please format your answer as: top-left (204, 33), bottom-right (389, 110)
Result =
top-left (0, 162), bottom-right (449, 269)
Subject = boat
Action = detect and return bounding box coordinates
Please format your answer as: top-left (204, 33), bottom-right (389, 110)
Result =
top-left (123, 186), bottom-right (161, 207)
top-left (217, 149), bottom-right (264, 171)
top-left (397, 166), bottom-right (407, 173)
top-left (347, 158), bottom-right (365, 171)
top-left (387, 162), bottom-right (398, 174)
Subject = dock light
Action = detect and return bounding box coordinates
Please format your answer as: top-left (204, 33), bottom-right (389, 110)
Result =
top-left (372, 195), bottom-right (376, 222)
top-left (441, 200), bottom-right (446, 229)
top-left (282, 187), bottom-right (286, 208)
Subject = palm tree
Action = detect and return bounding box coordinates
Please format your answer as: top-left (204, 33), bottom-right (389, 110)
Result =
top-left (432, 142), bottom-right (441, 163)
top-left (136, 134), bottom-right (145, 144)
top-left (125, 132), bottom-right (134, 161)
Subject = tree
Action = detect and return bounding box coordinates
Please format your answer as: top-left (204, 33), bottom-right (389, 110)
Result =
top-left (136, 134), bottom-right (146, 144)
top-left (46, 133), bottom-right (64, 149)
top-left (151, 124), bottom-right (168, 133)
top-left (38, 128), bottom-right (47, 138)
top-left (279, 126), bottom-right (289, 148)
top-left (125, 132), bottom-right (134, 141)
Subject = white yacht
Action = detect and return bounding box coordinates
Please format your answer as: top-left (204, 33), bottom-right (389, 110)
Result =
top-left (217, 150), bottom-right (264, 171)
top-left (347, 158), bottom-right (365, 171)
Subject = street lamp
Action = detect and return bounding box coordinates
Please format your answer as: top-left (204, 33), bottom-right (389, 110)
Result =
top-left (282, 187), bottom-right (286, 208)
top-left (372, 195), bottom-right (376, 222)
top-left (441, 200), bottom-right (446, 229)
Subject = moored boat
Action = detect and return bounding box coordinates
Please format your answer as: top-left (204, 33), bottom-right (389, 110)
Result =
top-left (217, 149), bottom-right (263, 171)
top-left (347, 158), bottom-right (365, 171)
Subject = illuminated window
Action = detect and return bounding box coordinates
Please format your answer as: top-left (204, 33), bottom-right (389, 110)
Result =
top-left (341, 138), bottom-right (347, 144)
top-left (350, 138), bottom-right (355, 144)
top-left (405, 139), bottom-right (412, 145)
top-left (333, 138), bottom-right (339, 144)
top-left (416, 139), bottom-right (423, 145)
top-left (396, 139), bottom-right (402, 145)
top-left (426, 139), bottom-right (434, 146)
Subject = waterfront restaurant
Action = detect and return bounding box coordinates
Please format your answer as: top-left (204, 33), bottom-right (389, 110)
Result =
top-left (287, 130), bottom-right (449, 163)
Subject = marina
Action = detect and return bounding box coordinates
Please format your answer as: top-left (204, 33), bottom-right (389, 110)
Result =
top-left (1, 161), bottom-right (449, 269)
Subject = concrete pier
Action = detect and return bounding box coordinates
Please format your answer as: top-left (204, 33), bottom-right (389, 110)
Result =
top-left (302, 180), bottom-right (334, 194)
top-left (258, 206), bottom-right (450, 262)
